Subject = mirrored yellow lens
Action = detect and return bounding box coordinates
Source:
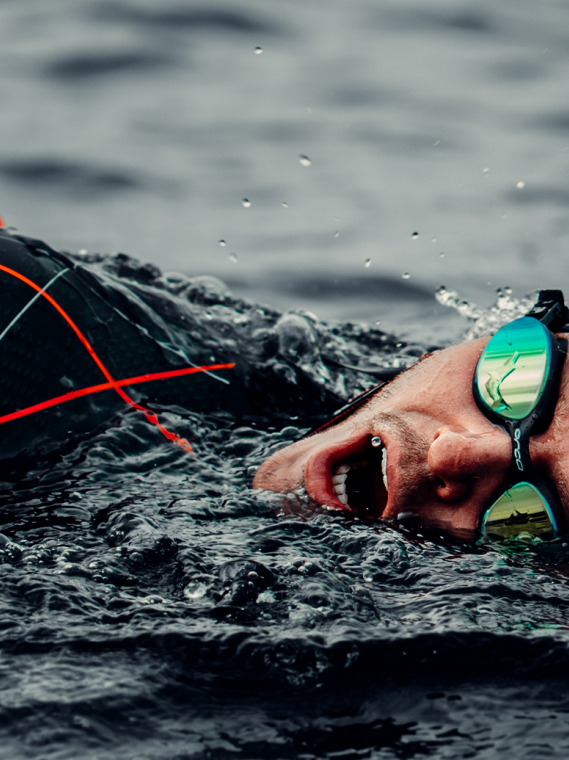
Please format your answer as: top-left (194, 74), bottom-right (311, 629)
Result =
top-left (475, 317), bottom-right (551, 420)
top-left (481, 482), bottom-right (557, 541)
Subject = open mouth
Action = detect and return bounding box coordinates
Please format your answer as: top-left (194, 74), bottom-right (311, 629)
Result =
top-left (330, 442), bottom-right (388, 518)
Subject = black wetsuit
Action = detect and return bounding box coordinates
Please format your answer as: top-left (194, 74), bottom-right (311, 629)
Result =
top-left (0, 229), bottom-right (397, 464)
top-left (0, 229), bottom-right (247, 461)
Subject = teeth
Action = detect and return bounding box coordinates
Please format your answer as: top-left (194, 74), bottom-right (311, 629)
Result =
top-left (332, 462), bottom-right (350, 504)
top-left (381, 447), bottom-right (388, 492)
top-left (331, 444), bottom-right (389, 512)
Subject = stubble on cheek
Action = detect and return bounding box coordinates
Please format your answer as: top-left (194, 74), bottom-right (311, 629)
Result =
top-left (368, 411), bottom-right (435, 516)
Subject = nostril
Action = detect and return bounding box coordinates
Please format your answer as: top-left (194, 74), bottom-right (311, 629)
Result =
top-left (435, 478), bottom-right (470, 503)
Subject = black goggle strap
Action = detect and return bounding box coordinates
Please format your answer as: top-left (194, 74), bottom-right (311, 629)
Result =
top-left (526, 289), bottom-right (569, 331)
top-left (300, 381), bottom-right (387, 440)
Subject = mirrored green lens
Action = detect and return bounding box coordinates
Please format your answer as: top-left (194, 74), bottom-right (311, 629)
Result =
top-left (475, 317), bottom-right (552, 420)
top-left (481, 482), bottom-right (558, 541)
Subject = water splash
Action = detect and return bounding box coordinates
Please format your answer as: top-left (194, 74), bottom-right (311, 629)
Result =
top-left (435, 285), bottom-right (539, 340)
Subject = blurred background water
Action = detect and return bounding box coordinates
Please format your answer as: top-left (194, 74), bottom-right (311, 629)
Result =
top-left (1, 0), bottom-right (568, 340)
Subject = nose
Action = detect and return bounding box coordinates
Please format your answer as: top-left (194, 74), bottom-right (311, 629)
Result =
top-left (427, 427), bottom-right (511, 502)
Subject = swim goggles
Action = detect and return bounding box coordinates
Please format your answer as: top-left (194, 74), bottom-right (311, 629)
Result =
top-left (474, 290), bottom-right (568, 542)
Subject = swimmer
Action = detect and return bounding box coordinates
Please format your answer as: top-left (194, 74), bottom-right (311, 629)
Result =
top-left (254, 291), bottom-right (569, 543)
top-left (2, 225), bottom-right (566, 545)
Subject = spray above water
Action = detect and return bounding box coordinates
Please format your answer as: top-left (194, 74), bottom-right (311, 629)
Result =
top-left (436, 285), bottom-right (540, 340)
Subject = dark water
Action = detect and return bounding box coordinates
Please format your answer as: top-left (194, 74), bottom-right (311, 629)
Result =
top-left (2, 1), bottom-right (569, 757)
top-left (0, 248), bottom-right (569, 760)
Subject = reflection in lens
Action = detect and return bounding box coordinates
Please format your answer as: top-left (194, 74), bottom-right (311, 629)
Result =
top-left (475, 317), bottom-right (551, 420)
top-left (481, 482), bottom-right (557, 541)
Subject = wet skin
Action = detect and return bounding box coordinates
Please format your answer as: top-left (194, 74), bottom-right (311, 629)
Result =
top-left (253, 334), bottom-right (569, 541)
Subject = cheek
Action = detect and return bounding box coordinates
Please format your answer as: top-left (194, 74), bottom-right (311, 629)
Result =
top-left (396, 359), bottom-right (475, 417)
top-left (411, 500), bottom-right (482, 539)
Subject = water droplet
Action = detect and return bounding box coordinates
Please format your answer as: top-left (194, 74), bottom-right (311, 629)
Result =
top-left (402, 272), bottom-right (410, 279)
top-left (439, 252), bottom-right (445, 258)
top-left (184, 583), bottom-right (207, 600)
top-left (411, 232), bottom-right (419, 239)
top-left (242, 198), bottom-right (251, 207)
top-left (363, 571), bottom-right (373, 583)
top-left (229, 252), bottom-right (238, 263)
top-left (371, 436), bottom-right (382, 448)
top-left (218, 239), bottom-right (226, 247)
top-left (483, 167), bottom-right (490, 174)
top-left (334, 231), bottom-right (339, 238)
top-left (517, 181), bottom-right (525, 189)
top-left (298, 155), bottom-right (311, 167)
top-left (364, 258), bottom-right (371, 268)
top-left (254, 46), bottom-right (263, 54)
top-left (282, 201), bottom-right (288, 208)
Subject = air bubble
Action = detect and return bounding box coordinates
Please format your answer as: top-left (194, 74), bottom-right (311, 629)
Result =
top-left (431, 238), bottom-right (436, 243)
top-left (363, 571), bottom-right (373, 583)
top-left (229, 252), bottom-right (238, 263)
top-left (254, 46), bottom-right (263, 54)
top-left (517, 181), bottom-right (525, 189)
top-left (334, 231), bottom-right (339, 237)
top-left (411, 232), bottom-right (419, 239)
top-left (282, 201), bottom-right (288, 208)
top-left (78, 249), bottom-right (88, 255)
top-left (439, 252), bottom-right (445, 258)
top-left (219, 239), bottom-right (226, 247)
top-left (371, 436), bottom-right (382, 447)
top-left (364, 258), bottom-right (371, 268)
top-left (402, 272), bottom-right (410, 279)
top-left (242, 198), bottom-right (251, 207)
top-left (298, 155), bottom-right (311, 167)
top-left (483, 167), bottom-right (490, 174)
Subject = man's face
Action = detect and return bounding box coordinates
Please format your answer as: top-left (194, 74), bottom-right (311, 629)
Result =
top-left (253, 334), bottom-right (569, 541)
